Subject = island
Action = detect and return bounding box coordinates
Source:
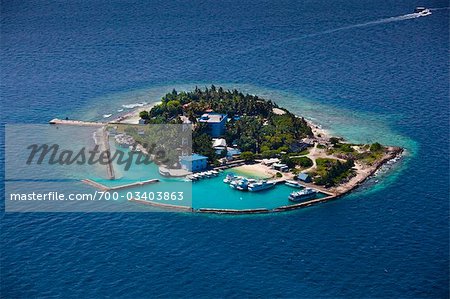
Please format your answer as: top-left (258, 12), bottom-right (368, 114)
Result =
top-left (49, 85), bottom-right (403, 214)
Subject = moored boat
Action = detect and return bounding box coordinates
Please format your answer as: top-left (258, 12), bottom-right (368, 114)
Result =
top-left (285, 180), bottom-right (304, 189)
top-left (288, 188), bottom-right (318, 202)
top-left (248, 180), bottom-right (276, 192)
top-left (230, 178), bottom-right (257, 191)
top-left (223, 173), bottom-right (237, 184)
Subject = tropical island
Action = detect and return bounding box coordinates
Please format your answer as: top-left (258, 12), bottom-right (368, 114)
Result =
top-left (49, 85), bottom-right (403, 213)
top-left (135, 86), bottom-right (402, 191)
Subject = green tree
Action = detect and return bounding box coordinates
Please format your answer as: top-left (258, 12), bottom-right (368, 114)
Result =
top-left (240, 151), bottom-right (255, 162)
top-left (139, 111), bottom-right (149, 120)
top-left (370, 142), bottom-right (382, 152)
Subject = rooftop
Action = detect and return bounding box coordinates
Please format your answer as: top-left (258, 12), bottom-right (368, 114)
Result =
top-left (297, 173), bottom-right (310, 180)
top-left (199, 113), bottom-right (226, 123)
top-left (180, 154), bottom-right (208, 162)
top-left (212, 138), bottom-right (227, 148)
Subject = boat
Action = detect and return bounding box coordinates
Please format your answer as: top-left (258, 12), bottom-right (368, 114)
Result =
top-left (230, 178), bottom-right (248, 190)
top-left (185, 174), bottom-right (197, 181)
top-left (414, 7), bottom-right (431, 16)
top-left (230, 178), bottom-right (257, 191)
top-left (284, 180), bottom-right (304, 189)
top-left (223, 173), bottom-right (237, 184)
top-left (248, 180), bottom-right (276, 192)
top-left (288, 188), bottom-right (318, 202)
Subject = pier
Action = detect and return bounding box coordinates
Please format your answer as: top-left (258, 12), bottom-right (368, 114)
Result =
top-left (49, 118), bottom-right (106, 126)
top-left (82, 178), bottom-right (159, 191)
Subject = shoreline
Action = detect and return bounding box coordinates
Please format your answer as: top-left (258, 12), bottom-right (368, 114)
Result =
top-left (304, 118), bottom-right (333, 141)
top-left (110, 101), bottom-right (160, 124)
top-left (49, 93), bottom-right (406, 214)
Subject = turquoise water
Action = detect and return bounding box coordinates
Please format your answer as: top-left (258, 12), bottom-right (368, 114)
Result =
top-left (1, 0), bottom-right (448, 297)
top-left (89, 142), bottom-right (327, 210)
top-left (192, 172), bottom-right (328, 210)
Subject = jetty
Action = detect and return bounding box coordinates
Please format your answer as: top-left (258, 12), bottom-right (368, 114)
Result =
top-left (49, 118), bottom-right (106, 126)
top-left (128, 198), bottom-right (193, 212)
top-left (97, 128), bottom-right (115, 180)
top-left (82, 178), bottom-right (159, 191)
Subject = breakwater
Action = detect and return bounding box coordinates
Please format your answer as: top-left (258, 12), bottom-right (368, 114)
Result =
top-left (128, 198), bottom-right (193, 212)
top-left (49, 118), bottom-right (106, 126)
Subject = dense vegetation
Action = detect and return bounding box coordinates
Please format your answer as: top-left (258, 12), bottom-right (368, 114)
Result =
top-left (327, 141), bottom-right (386, 166)
top-left (312, 158), bottom-right (355, 187)
top-left (139, 86), bottom-right (313, 163)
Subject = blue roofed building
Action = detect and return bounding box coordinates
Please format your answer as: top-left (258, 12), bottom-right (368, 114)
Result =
top-left (198, 113), bottom-right (227, 137)
top-left (180, 154), bottom-right (208, 172)
top-left (297, 173), bottom-right (312, 183)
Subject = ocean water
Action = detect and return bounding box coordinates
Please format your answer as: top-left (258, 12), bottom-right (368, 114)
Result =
top-left (1, 0), bottom-right (449, 297)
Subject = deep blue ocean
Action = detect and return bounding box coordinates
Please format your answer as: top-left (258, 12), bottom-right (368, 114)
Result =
top-left (1, 0), bottom-right (449, 297)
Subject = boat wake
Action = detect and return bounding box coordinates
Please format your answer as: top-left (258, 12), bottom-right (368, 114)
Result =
top-left (277, 12), bottom-right (432, 46)
top-left (320, 12), bottom-right (427, 34)
top-left (225, 10), bottom-right (435, 57)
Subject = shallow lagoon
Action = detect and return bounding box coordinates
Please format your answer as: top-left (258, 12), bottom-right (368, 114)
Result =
top-left (91, 149), bottom-right (328, 211)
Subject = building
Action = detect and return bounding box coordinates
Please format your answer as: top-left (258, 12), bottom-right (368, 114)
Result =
top-left (290, 141), bottom-right (312, 152)
top-left (262, 158), bottom-right (280, 166)
top-left (138, 118), bottom-right (146, 125)
top-left (179, 154), bottom-right (208, 172)
top-left (302, 138), bottom-right (315, 146)
top-left (272, 163), bottom-right (289, 172)
top-left (198, 113), bottom-right (227, 137)
top-left (297, 173), bottom-right (312, 183)
top-left (212, 138), bottom-right (227, 149)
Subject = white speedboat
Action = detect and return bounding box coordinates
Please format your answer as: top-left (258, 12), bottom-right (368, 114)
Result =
top-left (288, 188), bottom-right (318, 202)
top-left (223, 173), bottom-right (237, 184)
top-left (230, 178), bottom-right (257, 191)
top-left (248, 180), bottom-right (276, 192)
top-left (414, 7), bottom-right (432, 16)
